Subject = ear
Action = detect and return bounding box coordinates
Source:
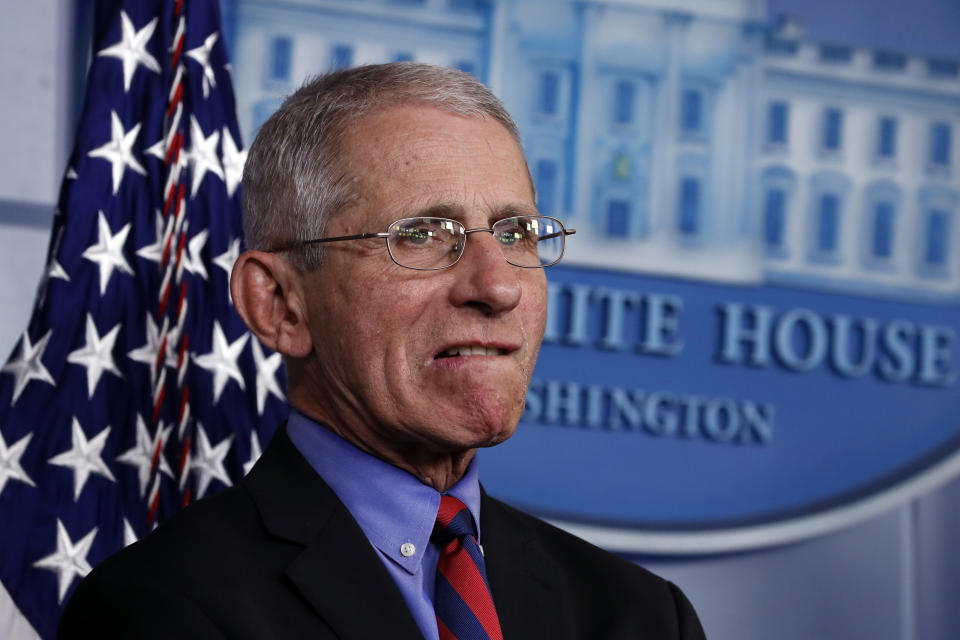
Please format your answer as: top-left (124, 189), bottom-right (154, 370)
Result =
top-left (230, 251), bottom-right (313, 358)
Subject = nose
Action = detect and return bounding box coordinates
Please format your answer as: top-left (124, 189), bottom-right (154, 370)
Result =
top-left (448, 230), bottom-right (522, 316)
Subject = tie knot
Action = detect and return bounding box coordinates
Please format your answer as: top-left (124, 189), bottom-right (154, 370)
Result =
top-left (433, 495), bottom-right (477, 547)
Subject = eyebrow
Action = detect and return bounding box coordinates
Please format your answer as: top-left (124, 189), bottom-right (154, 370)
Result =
top-left (413, 203), bottom-right (463, 219)
top-left (407, 202), bottom-right (540, 224)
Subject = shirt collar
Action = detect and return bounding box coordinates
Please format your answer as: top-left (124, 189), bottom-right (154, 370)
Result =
top-left (286, 409), bottom-right (482, 575)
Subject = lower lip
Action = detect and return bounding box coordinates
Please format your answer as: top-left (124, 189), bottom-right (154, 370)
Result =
top-left (429, 354), bottom-right (512, 370)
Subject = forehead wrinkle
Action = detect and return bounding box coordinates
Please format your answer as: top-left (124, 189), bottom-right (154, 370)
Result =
top-left (343, 106), bottom-right (536, 225)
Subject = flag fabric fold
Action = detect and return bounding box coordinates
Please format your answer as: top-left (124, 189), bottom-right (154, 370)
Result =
top-left (0, 1), bottom-right (286, 637)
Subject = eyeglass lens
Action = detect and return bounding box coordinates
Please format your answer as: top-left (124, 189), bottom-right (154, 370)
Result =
top-left (385, 216), bottom-right (565, 270)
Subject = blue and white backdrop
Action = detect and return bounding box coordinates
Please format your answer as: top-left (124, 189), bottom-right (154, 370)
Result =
top-left (2, 1), bottom-right (959, 638)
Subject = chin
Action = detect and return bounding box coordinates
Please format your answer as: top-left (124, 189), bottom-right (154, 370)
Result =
top-left (475, 429), bottom-right (514, 449)
top-left (417, 392), bottom-right (524, 451)
top-left (458, 414), bottom-right (519, 449)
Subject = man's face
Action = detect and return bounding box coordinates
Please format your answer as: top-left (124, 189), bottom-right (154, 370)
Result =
top-left (297, 105), bottom-right (547, 457)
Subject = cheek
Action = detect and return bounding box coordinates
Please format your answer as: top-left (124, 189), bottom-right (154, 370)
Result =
top-left (311, 285), bottom-right (390, 380)
top-left (522, 277), bottom-right (549, 349)
top-left (359, 295), bottom-right (430, 381)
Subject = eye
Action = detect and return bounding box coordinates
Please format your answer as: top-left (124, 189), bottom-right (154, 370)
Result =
top-left (495, 218), bottom-right (539, 249)
top-left (497, 230), bottom-right (523, 246)
top-left (396, 226), bottom-right (433, 245)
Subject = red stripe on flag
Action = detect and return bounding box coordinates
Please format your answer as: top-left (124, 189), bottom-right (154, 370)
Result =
top-left (150, 438), bottom-right (163, 476)
top-left (170, 39), bottom-right (183, 72)
top-left (164, 130), bottom-right (181, 167)
top-left (176, 281), bottom-right (188, 316)
top-left (158, 282), bottom-right (171, 317)
top-left (177, 333), bottom-right (189, 371)
top-left (163, 183), bottom-right (176, 218)
top-left (172, 131), bottom-right (183, 166)
top-left (147, 487), bottom-right (161, 526)
top-left (175, 231), bottom-right (187, 272)
top-left (160, 235), bottom-right (172, 270)
top-left (167, 83), bottom-right (183, 119)
top-left (175, 183), bottom-right (186, 219)
top-left (155, 335), bottom-right (167, 376)
top-left (152, 387), bottom-right (166, 424)
top-left (179, 436), bottom-right (191, 475)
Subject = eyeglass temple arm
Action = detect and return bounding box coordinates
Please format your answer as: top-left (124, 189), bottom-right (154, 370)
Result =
top-left (540, 228), bottom-right (576, 241)
top-left (267, 232), bottom-right (388, 253)
top-left (302, 232), bottom-right (389, 244)
top-left (270, 227), bottom-right (574, 252)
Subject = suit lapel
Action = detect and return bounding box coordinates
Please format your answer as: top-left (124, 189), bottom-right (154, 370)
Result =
top-left (285, 508), bottom-right (425, 640)
top-left (481, 493), bottom-right (568, 640)
top-left (245, 427), bottom-right (424, 640)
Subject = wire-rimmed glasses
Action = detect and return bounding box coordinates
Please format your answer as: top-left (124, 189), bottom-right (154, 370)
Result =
top-left (274, 215), bottom-right (576, 270)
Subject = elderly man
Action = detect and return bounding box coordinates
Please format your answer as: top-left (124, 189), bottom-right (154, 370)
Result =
top-left (60, 63), bottom-right (705, 639)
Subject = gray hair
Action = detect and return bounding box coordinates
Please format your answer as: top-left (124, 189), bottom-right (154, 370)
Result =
top-left (241, 62), bottom-right (526, 270)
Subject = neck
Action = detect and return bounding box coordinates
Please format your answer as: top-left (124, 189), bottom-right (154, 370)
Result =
top-left (292, 403), bottom-right (476, 493)
top-left (328, 419), bottom-right (477, 492)
top-left (377, 443), bottom-right (476, 493)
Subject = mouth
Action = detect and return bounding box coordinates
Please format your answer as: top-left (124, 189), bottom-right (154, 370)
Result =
top-left (434, 345), bottom-right (511, 360)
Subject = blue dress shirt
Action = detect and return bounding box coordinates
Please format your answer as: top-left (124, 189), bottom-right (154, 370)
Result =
top-left (287, 409), bottom-right (482, 640)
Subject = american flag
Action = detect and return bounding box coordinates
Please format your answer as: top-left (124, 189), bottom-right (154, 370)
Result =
top-left (0, 1), bottom-right (287, 637)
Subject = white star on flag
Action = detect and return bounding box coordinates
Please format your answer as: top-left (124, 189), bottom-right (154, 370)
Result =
top-left (67, 314), bottom-right (124, 398)
top-left (87, 111), bottom-right (147, 194)
top-left (48, 419), bottom-right (116, 501)
top-left (136, 210), bottom-right (168, 265)
top-left (2, 330), bottom-right (55, 404)
top-left (193, 321), bottom-right (248, 403)
top-left (184, 229), bottom-right (210, 280)
top-left (145, 137), bottom-right (166, 160)
top-left (126, 314), bottom-right (162, 383)
top-left (190, 422), bottom-right (232, 499)
top-left (96, 11), bottom-right (160, 92)
top-left (186, 115), bottom-right (224, 197)
top-left (32, 520), bottom-right (97, 604)
top-left (220, 126), bottom-right (246, 197)
top-left (37, 258), bottom-right (71, 308)
top-left (251, 339), bottom-right (284, 416)
top-left (127, 314), bottom-right (182, 385)
top-left (185, 32), bottom-right (219, 99)
top-left (213, 237), bottom-right (241, 279)
top-left (213, 238), bottom-right (242, 302)
top-left (37, 230), bottom-right (71, 306)
top-left (116, 415), bottom-right (173, 497)
top-left (0, 431), bottom-right (35, 497)
top-left (243, 430), bottom-right (262, 476)
top-left (122, 519), bottom-right (138, 548)
top-left (82, 210), bottom-right (134, 296)
top-left (46, 259), bottom-right (70, 283)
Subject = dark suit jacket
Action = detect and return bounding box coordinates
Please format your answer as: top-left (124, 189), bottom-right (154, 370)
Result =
top-left (59, 428), bottom-right (705, 639)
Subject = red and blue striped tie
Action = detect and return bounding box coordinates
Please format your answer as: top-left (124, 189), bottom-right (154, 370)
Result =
top-left (432, 495), bottom-right (504, 640)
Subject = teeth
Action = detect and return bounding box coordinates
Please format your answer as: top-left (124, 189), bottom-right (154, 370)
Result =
top-left (441, 346), bottom-right (503, 357)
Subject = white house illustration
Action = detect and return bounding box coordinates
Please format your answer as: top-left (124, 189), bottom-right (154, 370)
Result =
top-left (225, 0), bottom-right (959, 302)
